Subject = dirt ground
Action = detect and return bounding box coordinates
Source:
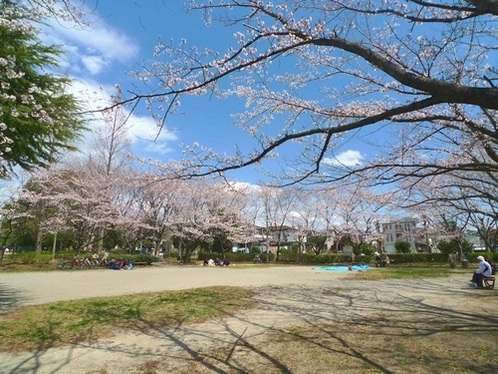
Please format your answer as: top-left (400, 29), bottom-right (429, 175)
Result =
top-left (0, 265), bottom-right (497, 373)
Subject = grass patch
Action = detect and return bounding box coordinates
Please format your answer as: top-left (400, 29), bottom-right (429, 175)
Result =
top-left (0, 286), bottom-right (254, 352)
top-left (0, 262), bottom-right (60, 272)
top-left (349, 266), bottom-right (464, 280)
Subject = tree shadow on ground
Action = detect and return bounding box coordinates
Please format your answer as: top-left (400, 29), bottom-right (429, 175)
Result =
top-left (0, 283), bottom-right (25, 314)
top-left (3, 276), bottom-right (498, 373)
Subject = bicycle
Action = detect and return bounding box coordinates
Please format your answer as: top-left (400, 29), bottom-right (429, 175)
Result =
top-left (57, 259), bottom-right (73, 270)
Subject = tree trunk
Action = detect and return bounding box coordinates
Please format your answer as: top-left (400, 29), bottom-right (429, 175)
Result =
top-left (52, 232), bottom-right (58, 260)
top-left (97, 227), bottom-right (105, 251)
top-left (35, 228), bottom-right (43, 254)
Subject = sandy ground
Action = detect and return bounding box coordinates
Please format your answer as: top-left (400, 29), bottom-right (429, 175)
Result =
top-left (0, 265), bottom-right (497, 373)
top-left (0, 265), bottom-right (350, 310)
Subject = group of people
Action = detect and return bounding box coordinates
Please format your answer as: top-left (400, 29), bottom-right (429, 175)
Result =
top-left (470, 255), bottom-right (496, 288)
top-left (82, 250), bottom-right (134, 270)
top-left (203, 258), bottom-right (230, 266)
top-left (107, 258), bottom-right (134, 270)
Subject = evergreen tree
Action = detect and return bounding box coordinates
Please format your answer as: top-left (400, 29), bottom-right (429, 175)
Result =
top-left (0, 2), bottom-right (84, 177)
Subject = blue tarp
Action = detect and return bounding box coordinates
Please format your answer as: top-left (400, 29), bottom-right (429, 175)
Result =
top-left (316, 264), bottom-right (371, 272)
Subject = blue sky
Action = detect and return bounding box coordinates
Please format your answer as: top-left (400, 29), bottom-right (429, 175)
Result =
top-left (46, 0), bottom-right (366, 184)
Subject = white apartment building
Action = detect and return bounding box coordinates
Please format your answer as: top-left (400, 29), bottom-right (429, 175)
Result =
top-left (381, 218), bottom-right (418, 253)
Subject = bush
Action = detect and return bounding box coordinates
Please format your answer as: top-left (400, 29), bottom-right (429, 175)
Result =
top-left (277, 252), bottom-right (355, 264)
top-left (5, 251), bottom-right (53, 265)
top-left (198, 251), bottom-right (275, 262)
top-left (386, 252), bottom-right (452, 264)
top-left (57, 251), bottom-right (78, 260)
top-left (278, 251), bottom-right (300, 263)
top-left (394, 241), bottom-right (411, 254)
top-left (198, 251), bottom-right (231, 261)
top-left (227, 252), bottom-right (256, 262)
top-left (437, 238), bottom-right (473, 256)
top-left (107, 253), bottom-right (159, 265)
top-left (354, 242), bottom-right (376, 256)
top-left (257, 252), bottom-right (274, 262)
top-left (465, 252), bottom-right (497, 264)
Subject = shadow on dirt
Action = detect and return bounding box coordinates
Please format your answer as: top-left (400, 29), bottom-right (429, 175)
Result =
top-left (0, 284), bottom-right (25, 314)
top-left (3, 276), bottom-right (498, 373)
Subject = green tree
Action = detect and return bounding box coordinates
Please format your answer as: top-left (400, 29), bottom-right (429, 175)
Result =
top-left (309, 235), bottom-right (327, 255)
top-left (437, 238), bottom-right (473, 257)
top-left (0, 2), bottom-right (84, 177)
top-left (354, 242), bottom-right (375, 257)
top-left (394, 241), bottom-right (411, 254)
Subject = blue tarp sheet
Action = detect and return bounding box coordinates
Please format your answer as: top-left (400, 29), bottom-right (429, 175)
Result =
top-left (316, 264), bottom-right (371, 272)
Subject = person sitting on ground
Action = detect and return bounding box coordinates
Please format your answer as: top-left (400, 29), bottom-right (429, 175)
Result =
top-left (374, 251), bottom-right (381, 267)
top-left (380, 252), bottom-right (390, 267)
top-left (448, 251), bottom-right (458, 267)
top-left (91, 251), bottom-right (100, 266)
top-left (101, 250), bottom-right (109, 265)
top-left (470, 255), bottom-right (493, 288)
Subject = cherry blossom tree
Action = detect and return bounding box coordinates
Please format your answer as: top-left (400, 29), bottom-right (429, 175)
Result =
top-left (257, 186), bottom-right (299, 259)
top-left (117, 0), bottom-right (498, 191)
top-left (169, 179), bottom-right (216, 261)
top-left (400, 168), bottom-right (498, 252)
top-left (8, 0), bottom-right (91, 24)
top-left (167, 178), bottom-right (253, 261)
top-left (204, 182), bottom-right (255, 255)
top-left (306, 182), bottom-right (389, 254)
top-left (10, 149), bottom-right (138, 255)
top-left (234, 183), bottom-right (264, 247)
top-left (1, 167), bottom-right (84, 255)
top-left (123, 174), bottom-right (184, 254)
top-left (85, 88), bottom-right (136, 250)
top-left (286, 188), bottom-right (322, 253)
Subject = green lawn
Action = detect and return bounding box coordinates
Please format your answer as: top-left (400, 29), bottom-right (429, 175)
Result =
top-left (0, 286), bottom-right (255, 352)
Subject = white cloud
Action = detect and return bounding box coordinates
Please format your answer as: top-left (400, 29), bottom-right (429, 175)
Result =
top-left (229, 181), bottom-right (261, 192)
top-left (80, 55), bottom-right (107, 75)
top-left (128, 117), bottom-right (178, 156)
top-left (323, 150), bottom-right (364, 167)
top-left (61, 23), bottom-right (139, 61)
top-left (39, 8), bottom-right (179, 158)
top-left (45, 12), bottom-right (139, 76)
top-left (141, 142), bottom-right (174, 155)
top-left (67, 79), bottom-right (177, 156)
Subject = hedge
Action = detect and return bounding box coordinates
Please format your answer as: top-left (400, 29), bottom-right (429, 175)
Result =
top-left (198, 251), bottom-right (275, 262)
top-left (270, 252), bottom-right (497, 265)
top-left (2, 252), bottom-right (53, 265)
top-left (4, 250), bottom-right (497, 267)
top-left (279, 252), bottom-right (357, 264)
top-left (1, 251), bottom-right (159, 266)
top-left (197, 251), bottom-right (496, 265)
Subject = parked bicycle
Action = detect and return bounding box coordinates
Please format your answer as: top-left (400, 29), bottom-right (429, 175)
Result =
top-left (57, 259), bottom-right (72, 270)
top-left (57, 257), bottom-right (88, 270)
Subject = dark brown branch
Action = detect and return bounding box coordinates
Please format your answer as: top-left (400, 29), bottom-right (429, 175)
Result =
top-left (311, 36), bottom-right (498, 110)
